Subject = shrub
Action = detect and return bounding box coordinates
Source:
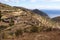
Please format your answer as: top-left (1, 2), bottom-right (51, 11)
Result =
top-left (24, 28), bottom-right (29, 33)
top-left (46, 27), bottom-right (52, 31)
top-left (15, 29), bottom-right (23, 37)
top-left (9, 22), bottom-right (14, 26)
top-left (0, 25), bottom-right (7, 31)
top-left (42, 27), bottom-right (52, 32)
top-left (30, 26), bottom-right (39, 32)
top-left (9, 18), bottom-right (14, 26)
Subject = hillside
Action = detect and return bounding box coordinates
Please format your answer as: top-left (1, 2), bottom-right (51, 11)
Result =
top-left (32, 9), bottom-right (50, 18)
top-left (52, 16), bottom-right (60, 22)
top-left (52, 16), bottom-right (60, 25)
top-left (0, 3), bottom-right (18, 10)
top-left (0, 3), bottom-right (60, 40)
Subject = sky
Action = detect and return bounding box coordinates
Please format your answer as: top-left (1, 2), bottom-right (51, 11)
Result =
top-left (0, 0), bottom-right (60, 17)
top-left (0, 0), bottom-right (60, 10)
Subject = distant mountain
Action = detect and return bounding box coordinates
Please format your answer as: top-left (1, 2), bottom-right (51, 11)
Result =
top-left (32, 9), bottom-right (50, 18)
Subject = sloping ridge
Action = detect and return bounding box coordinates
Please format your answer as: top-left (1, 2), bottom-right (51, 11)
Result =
top-left (0, 3), bottom-right (17, 10)
top-left (0, 3), bottom-right (60, 32)
top-left (32, 9), bottom-right (50, 19)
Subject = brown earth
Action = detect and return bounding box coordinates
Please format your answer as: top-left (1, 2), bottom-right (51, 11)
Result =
top-left (1, 30), bottom-right (60, 40)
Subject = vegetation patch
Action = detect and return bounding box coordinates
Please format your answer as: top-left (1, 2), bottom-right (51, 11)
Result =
top-left (0, 25), bottom-right (7, 31)
top-left (15, 29), bottom-right (23, 37)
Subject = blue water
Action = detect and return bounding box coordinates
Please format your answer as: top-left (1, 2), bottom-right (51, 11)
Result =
top-left (41, 10), bottom-right (60, 18)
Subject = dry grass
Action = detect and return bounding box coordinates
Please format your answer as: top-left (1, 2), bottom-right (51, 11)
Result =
top-left (0, 30), bottom-right (60, 40)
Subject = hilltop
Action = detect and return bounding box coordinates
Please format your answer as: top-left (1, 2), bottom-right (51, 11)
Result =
top-left (0, 3), bottom-right (60, 40)
top-left (32, 9), bottom-right (50, 18)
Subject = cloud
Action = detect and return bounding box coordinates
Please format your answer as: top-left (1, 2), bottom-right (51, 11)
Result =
top-left (1, 0), bottom-right (24, 3)
top-left (53, 0), bottom-right (60, 1)
top-left (26, 4), bottom-right (60, 10)
top-left (21, 0), bottom-right (26, 1)
top-left (30, 0), bottom-right (60, 2)
top-left (30, 0), bottom-right (37, 2)
top-left (1, 0), bottom-right (18, 3)
top-left (38, 5), bottom-right (60, 10)
top-left (0, 0), bottom-right (60, 10)
top-left (2, 0), bottom-right (60, 3)
top-left (4, 0), bottom-right (37, 3)
top-left (1, 0), bottom-right (60, 3)
top-left (4, 0), bottom-right (9, 1)
top-left (44, 0), bottom-right (60, 2)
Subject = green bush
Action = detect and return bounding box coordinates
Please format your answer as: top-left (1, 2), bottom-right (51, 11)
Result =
top-left (15, 29), bottom-right (23, 37)
top-left (30, 26), bottom-right (39, 32)
top-left (0, 25), bottom-right (7, 31)
top-left (9, 22), bottom-right (14, 26)
top-left (24, 28), bottom-right (28, 32)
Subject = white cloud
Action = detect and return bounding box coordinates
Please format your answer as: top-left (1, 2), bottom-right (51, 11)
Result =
top-left (30, 0), bottom-right (60, 2)
top-left (3, 0), bottom-right (60, 3)
top-left (30, 0), bottom-right (37, 2)
top-left (21, 0), bottom-right (26, 1)
top-left (44, 0), bottom-right (60, 2)
top-left (4, 0), bottom-right (9, 1)
top-left (50, 0), bottom-right (60, 2)
top-left (2, 0), bottom-right (60, 2)
top-left (1, 0), bottom-right (60, 10)
top-left (38, 5), bottom-right (60, 10)
top-left (4, 0), bottom-right (17, 2)
top-left (4, 0), bottom-right (25, 3)
top-left (26, 5), bottom-right (60, 10)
